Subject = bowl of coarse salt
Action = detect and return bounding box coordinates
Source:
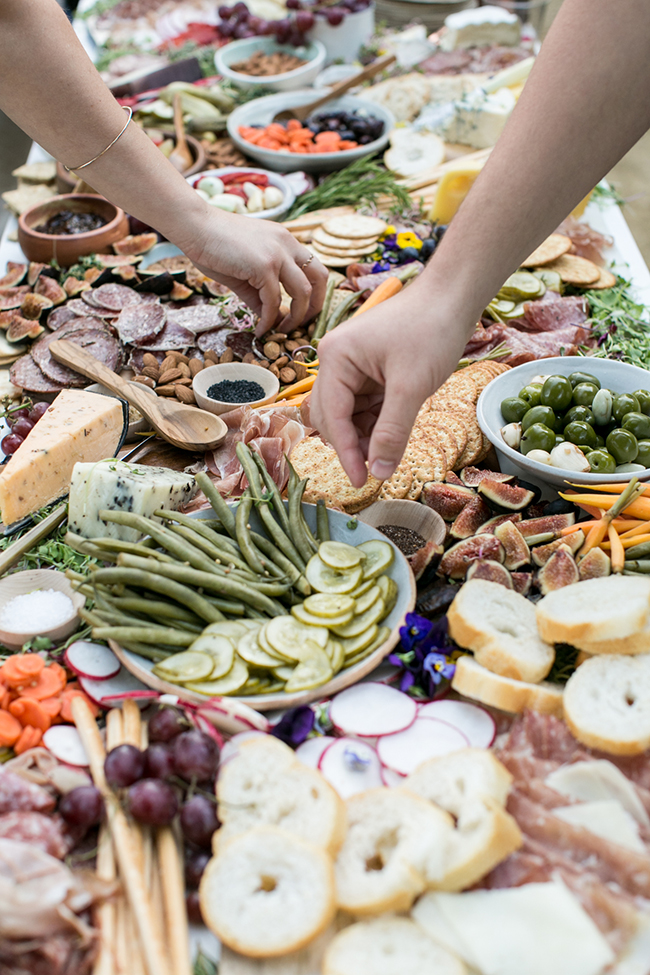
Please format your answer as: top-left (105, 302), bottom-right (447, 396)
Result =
top-left (0, 570), bottom-right (85, 651)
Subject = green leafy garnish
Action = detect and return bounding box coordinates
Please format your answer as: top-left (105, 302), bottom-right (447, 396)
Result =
top-left (579, 276), bottom-right (650, 370)
top-left (193, 950), bottom-right (218, 975)
top-left (0, 504), bottom-right (99, 574)
top-left (591, 182), bottom-right (626, 208)
top-left (547, 643), bottom-right (581, 685)
top-left (285, 156), bottom-right (411, 220)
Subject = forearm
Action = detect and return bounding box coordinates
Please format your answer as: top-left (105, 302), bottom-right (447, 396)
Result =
top-left (419, 0), bottom-right (650, 333)
top-left (0, 0), bottom-right (211, 257)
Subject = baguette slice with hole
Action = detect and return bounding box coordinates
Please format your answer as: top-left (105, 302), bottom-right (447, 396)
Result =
top-left (563, 653), bottom-right (650, 755)
top-left (536, 575), bottom-right (650, 645)
top-left (578, 614), bottom-right (650, 656)
top-left (452, 655), bottom-right (564, 716)
top-left (448, 580), bottom-right (554, 683)
top-left (322, 917), bottom-right (467, 975)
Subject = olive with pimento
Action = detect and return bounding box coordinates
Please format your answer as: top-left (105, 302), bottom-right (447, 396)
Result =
top-left (541, 375), bottom-right (573, 411)
top-left (520, 423), bottom-right (556, 455)
top-left (606, 428), bottom-right (639, 465)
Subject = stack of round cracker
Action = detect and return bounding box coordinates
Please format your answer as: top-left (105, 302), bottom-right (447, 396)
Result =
top-left (309, 215), bottom-right (387, 268)
top-left (521, 233), bottom-right (616, 290)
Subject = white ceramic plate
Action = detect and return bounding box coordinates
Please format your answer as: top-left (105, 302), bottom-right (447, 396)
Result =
top-left (110, 502), bottom-right (416, 710)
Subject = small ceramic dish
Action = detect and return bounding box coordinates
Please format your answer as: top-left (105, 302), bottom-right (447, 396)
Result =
top-left (0, 569), bottom-right (85, 651)
top-left (187, 167), bottom-right (295, 221)
top-left (18, 194), bottom-right (129, 267)
top-left (215, 38), bottom-right (326, 93)
top-left (193, 362), bottom-right (280, 416)
top-left (357, 498), bottom-right (446, 579)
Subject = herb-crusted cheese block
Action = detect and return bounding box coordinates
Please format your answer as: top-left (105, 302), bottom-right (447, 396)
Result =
top-left (0, 390), bottom-right (124, 526)
top-left (68, 459), bottom-right (196, 541)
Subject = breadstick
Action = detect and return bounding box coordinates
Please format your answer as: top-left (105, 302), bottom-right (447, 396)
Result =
top-left (157, 827), bottom-right (192, 975)
top-left (92, 709), bottom-right (123, 975)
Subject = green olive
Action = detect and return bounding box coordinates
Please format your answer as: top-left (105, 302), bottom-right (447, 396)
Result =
top-left (572, 382), bottom-right (599, 407)
top-left (564, 421), bottom-right (598, 449)
top-left (541, 375), bottom-right (573, 411)
top-left (587, 450), bottom-right (617, 474)
top-left (522, 405), bottom-right (557, 432)
top-left (562, 405), bottom-right (595, 428)
top-left (612, 393), bottom-right (641, 424)
top-left (555, 434), bottom-right (565, 446)
top-left (606, 428), bottom-right (639, 465)
top-left (622, 411), bottom-right (650, 440)
top-left (636, 440), bottom-right (650, 468)
top-left (568, 371), bottom-right (601, 390)
top-left (501, 396), bottom-right (529, 424)
top-left (519, 384), bottom-right (543, 408)
top-left (520, 423), bottom-right (556, 455)
top-left (633, 390), bottom-right (650, 417)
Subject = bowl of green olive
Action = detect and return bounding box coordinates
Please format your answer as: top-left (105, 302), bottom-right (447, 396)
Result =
top-left (477, 356), bottom-right (650, 489)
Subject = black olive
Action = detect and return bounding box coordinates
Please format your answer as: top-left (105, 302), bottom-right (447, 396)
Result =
top-left (420, 238), bottom-right (436, 261)
top-left (397, 246), bottom-right (420, 264)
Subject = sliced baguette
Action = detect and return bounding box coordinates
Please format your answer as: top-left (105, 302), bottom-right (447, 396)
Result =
top-left (578, 613), bottom-right (650, 656)
top-left (452, 655), bottom-right (564, 717)
top-left (322, 917), bottom-right (467, 975)
top-left (563, 653), bottom-right (650, 756)
top-left (448, 580), bottom-right (554, 683)
top-left (536, 575), bottom-right (650, 646)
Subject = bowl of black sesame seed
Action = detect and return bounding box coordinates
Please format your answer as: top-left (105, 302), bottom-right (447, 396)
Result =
top-left (193, 362), bottom-right (281, 416)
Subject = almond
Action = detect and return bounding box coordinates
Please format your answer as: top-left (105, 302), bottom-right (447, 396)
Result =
top-left (269, 363), bottom-right (281, 378)
top-left (220, 348), bottom-right (234, 363)
top-left (176, 385), bottom-right (196, 404)
top-left (266, 332), bottom-right (287, 344)
top-left (158, 368), bottom-right (182, 385)
top-left (189, 358), bottom-right (204, 377)
top-left (205, 350), bottom-right (219, 364)
top-left (173, 377), bottom-right (193, 386)
top-left (161, 355), bottom-right (178, 373)
top-left (275, 355), bottom-right (289, 369)
top-left (156, 384), bottom-right (178, 396)
top-left (142, 365), bottom-right (160, 381)
top-left (292, 361), bottom-right (308, 382)
top-left (133, 375), bottom-right (156, 388)
top-left (263, 341), bottom-right (281, 361)
top-left (280, 367), bottom-right (296, 385)
top-left (176, 362), bottom-right (191, 378)
top-left (243, 353), bottom-right (256, 364)
top-left (284, 340), bottom-right (301, 353)
top-left (142, 353), bottom-right (160, 370)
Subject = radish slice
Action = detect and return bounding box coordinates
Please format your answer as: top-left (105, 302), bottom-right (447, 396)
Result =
top-left (79, 668), bottom-right (152, 708)
top-left (381, 766), bottom-right (406, 788)
top-left (318, 738), bottom-right (383, 798)
top-left (295, 735), bottom-right (336, 769)
top-left (64, 641), bottom-right (121, 681)
top-left (219, 730), bottom-right (267, 766)
top-left (418, 700), bottom-right (496, 748)
top-left (329, 683), bottom-right (417, 738)
top-left (42, 726), bottom-right (89, 767)
top-left (377, 717), bottom-right (469, 776)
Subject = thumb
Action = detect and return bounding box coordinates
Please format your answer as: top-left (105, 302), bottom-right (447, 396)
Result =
top-left (367, 382), bottom-right (427, 481)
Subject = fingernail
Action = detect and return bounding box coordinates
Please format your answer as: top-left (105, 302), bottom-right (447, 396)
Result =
top-left (370, 460), bottom-right (396, 480)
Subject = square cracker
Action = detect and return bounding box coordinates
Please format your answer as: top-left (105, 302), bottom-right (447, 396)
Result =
top-left (290, 437), bottom-right (381, 513)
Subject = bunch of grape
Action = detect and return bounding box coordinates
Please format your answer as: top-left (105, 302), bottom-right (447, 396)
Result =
top-left (217, 0), bottom-right (371, 45)
top-left (1, 401), bottom-right (48, 456)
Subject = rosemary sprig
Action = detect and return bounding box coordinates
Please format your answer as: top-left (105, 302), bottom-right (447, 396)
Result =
top-left (285, 156), bottom-right (412, 220)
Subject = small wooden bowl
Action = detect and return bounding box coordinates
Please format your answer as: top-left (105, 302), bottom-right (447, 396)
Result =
top-left (18, 194), bottom-right (129, 267)
top-left (193, 362), bottom-right (280, 416)
top-left (0, 569), bottom-right (85, 651)
top-left (357, 499), bottom-right (446, 580)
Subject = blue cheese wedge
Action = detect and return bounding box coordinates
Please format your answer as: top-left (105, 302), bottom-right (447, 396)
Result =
top-left (68, 460), bottom-right (196, 541)
top-left (438, 86), bottom-right (516, 149)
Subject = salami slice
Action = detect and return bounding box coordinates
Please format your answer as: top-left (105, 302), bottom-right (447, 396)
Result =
top-left (32, 328), bottom-right (122, 386)
top-left (138, 319), bottom-right (195, 351)
top-left (46, 305), bottom-right (79, 331)
top-left (116, 301), bottom-right (166, 346)
top-left (81, 292), bottom-right (118, 317)
top-left (10, 355), bottom-right (63, 393)
top-left (196, 328), bottom-right (232, 356)
top-left (93, 283), bottom-right (142, 312)
top-left (55, 316), bottom-right (111, 338)
top-left (128, 347), bottom-right (165, 372)
top-left (226, 331), bottom-right (255, 360)
top-left (167, 304), bottom-right (226, 334)
top-left (65, 298), bottom-right (92, 316)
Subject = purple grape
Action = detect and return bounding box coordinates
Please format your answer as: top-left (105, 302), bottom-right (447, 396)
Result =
top-left (148, 706), bottom-right (185, 743)
top-left (325, 6), bottom-right (344, 24)
top-left (186, 890), bottom-right (203, 925)
top-left (7, 408), bottom-right (29, 427)
top-left (234, 22), bottom-right (253, 36)
top-left (11, 417), bottom-right (34, 439)
top-left (173, 730), bottom-right (220, 782)
top-left (233, 1), bottom-right (249, 12)
top-left (127, 779), bottom-right (179, 826)
top-left (295, 9), bottom-right (314, 30)
top-left (185, 851), bottom-right (211, 889)
top-left (144, 742), bottom-right (176, 780)
top-left (104, 744), bottom-right (146, 788)
top-left (59, 785), bottom-right (104, 828)
top-left (218, 3), bottom-right (233, 15)
top-left (288, 27), bottom-right (306, 45)
top-left (274, 19), bottom-right (291, 41)
top-left (259, 18), bottom-right (275, 33)
top-left (1, 433), bottom-right (23, 455)
top-left (247, 14), bottom-right (263, 31)
top-left (286, 0), bottom-right (302, 8)
top-left (180, 795), bottom-right (219, 848)
top-left (219, 19), bottom-right (235, 35)
top-left (27, 401), bottom-right (49, 423)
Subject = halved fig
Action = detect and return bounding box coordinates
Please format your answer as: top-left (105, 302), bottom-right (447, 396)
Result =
top-left (537, 545), bottom-right (579, 595)
top-left (6, 315), bottom-right (44, 342)
top-left (187, 267), bottom-right (208, 291)
top-left (0, 310), bottom-right (16, 330)
top-left (27, 262), bottom-right (48, 286)
top-left (203, 278), bottom-right (228, 298)
top-left (439, 534), bottom-right (504, 580)
top-left (445, 471), bottom-right (465, 487)
top-left (494, 520), bottom-right (530, 570)
top-left (511, 571), bottom-right (533, 596)
top-left (94, 254), bottom-right (141, 267)
top-left (578, 546), bottom-right (611, 581)
top-left (0, 263), bottom-right (27, 287)
top-left (516, 478), bottom-right (542, 504)
top-left (171, 281), bottom-right (193, 301)
top-left (113, 232), bottom-right (158, 256)
top-left (84, 267), bottom-right (102, 283)
top-left (524, 502), bottom-right (547, 520)
top-left (416, 581), bottom-right (460, 616)
top-left (421, 481), bottom-right (476, 522)
top-left (35, 275), bottom-right (66, 305)
top-left (21, 293), bottom-right (53, 320)
top-left (532, 530), bottom-right (584, 566)
top-left (478, 478), bottom-right (536, 513)
top-left (408, 541), bottom-right (443, 581)
top-left (466, 559), bottom-right (513, 589)
top-left (112, 265), bottom-right (139, 283)
top-left (518, 513), bottom-right (575, 546)
top-left (63, 276), bottom-right (91, 296)
top-left (460, 467), bottom-right (514, 488)
top-left (0, 294), bottom-right (23, 311)
top-left (543, 497), bottom-right (578, 517)
top-left (450, 496), bottom-right (491, 540)
top-left (476, 512), bottom-right (522, 535)
top-left (134, 272), bottom-right (174, 295)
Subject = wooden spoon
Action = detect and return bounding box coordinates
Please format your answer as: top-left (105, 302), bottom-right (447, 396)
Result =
top-left (272, 53), bottom-right (396, 124)
top-left (50, 339), bottom-right (227, 451)
top-left (169, 93), bottom-right (194, 173)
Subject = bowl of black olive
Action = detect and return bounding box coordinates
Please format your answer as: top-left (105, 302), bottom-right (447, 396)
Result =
top-left (18, 194), bottom-right (129, 266)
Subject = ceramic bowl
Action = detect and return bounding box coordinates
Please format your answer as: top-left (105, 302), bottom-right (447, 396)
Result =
top-left (186, 166), bottom-right (295, 221)
top-left (227, 91), bottom-right (394, 173)
top-left (477, 356), bottom-right (650, 491)
top-left (18, 194), bottom-right (129, 267)
top-left (55, 134), bottom-right (206, 192)
top-left (0, 569), bottom-right (85, 651)
top-left (215, 38), bottom-right (326, 93)
top-left (193, 362), bottom-right (280, 415)
top-left (357, 498), bottom-right (446, 579)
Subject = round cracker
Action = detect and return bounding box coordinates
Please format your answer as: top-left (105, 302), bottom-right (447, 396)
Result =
top-left (589, 267), bottom-right (617, 290)
top-left (455, 415), bottom-right (484, 468)
top-left (313, 241), bottom-right (378, 258)
top-left (521, 233), bottom-right (573, 267)
top-left (313, 229), bottom-right (378, 250)
top-left (308, 247), bottom-right (350, 268)
top-left (413, 416), bottom-right (459, 469)
top-left (323, 215), bottom-right (387, 239)
top-left (543, 253), bottom-right (601, 286)
top-left (378, 456), bottom-right (413, 500)
top-left (442, 372), bottom-right (479, 405)
top-left (425, 410), bottom-right (469, 456)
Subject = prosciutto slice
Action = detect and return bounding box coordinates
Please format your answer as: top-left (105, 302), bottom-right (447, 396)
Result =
top-left (464, 321), bottom-right (594, 365)
top-left (520, 295), bottom-right (590, 333)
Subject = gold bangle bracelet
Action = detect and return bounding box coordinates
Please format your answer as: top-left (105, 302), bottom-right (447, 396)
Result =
top-left (64, 106), bottom-right (133, 174)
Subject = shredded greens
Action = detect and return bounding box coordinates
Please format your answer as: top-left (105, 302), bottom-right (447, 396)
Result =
top-left (0, 504), bottom-right (98, 575)
top-left (591, 182), bottom-right (626, 209)
top-left (580, 276), bottom-right (650, 369)
top-left (193, 950), bottom-right (218, 975)
top-left (285, 156), bottom-right (412, 220)
top-left (547, 643), bottom-right (582, 685)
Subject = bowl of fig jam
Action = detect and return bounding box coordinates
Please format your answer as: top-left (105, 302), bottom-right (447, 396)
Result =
top-left (18, 194), bottom-right (129, 266)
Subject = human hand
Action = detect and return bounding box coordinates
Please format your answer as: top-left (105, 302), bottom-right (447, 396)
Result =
top-left (185, 208), bottom-right (328, 334)
top-left (310, 283), bottom-right (472, 488)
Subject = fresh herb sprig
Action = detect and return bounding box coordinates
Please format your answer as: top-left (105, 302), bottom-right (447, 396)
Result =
top-left (193, 950), bottom-right (218, 975)
top-left (0, 504), bottom-right (98, 575)
top-left (285, 156), bottom-right (411, 220)
top-left (580, 276), bottom-right (650, 369)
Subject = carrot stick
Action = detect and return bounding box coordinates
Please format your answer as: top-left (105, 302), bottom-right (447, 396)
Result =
top-left (579, 513), bottom-right (609, 557)
top-left (351, 276), bottom-right (403, 318)
top-left (567, 481), bottom-right (650, 497)
top-left (608, 522), bottom-right (625, 573)
top-left (275, 375), bottom-right (316, 401)
top-left (561, 494), bottom-right (650, 519)
top-left (561, 517), bottom-right (638, 536)
top-left (619, 519), bottom-right (650, 539)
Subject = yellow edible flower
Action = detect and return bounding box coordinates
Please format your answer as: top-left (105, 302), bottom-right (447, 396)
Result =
top-left (380, 224), bottom-right (396, 239)
top-left (396, 231), bottom-right (422, 250)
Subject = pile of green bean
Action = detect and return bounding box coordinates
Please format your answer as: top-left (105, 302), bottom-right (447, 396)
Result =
top-left (66, 443), bottom-right (332, 663)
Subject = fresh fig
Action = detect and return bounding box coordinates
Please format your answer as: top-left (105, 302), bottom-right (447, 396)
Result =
top-left (135, 272), bottom-right (174, 295)
top-left (466, 560), bottom-right (513, 588)
top-left (524, 503), bottom-right (547, 520)
top-left (476, 512), bottom-right (523, 535)
top-left (543, 497), bottom-right (578, 517)
top-left (439, 534), bottom-right (505, 580)
top-left (94, 254), bottom-right (141, 267)
top-left (203, 278), bottom-right (228, 298)
top-left (113, 232), bottom-right (158, 256)
top-left (450, 496), bottom-right (491, 540)
top-left (444, 471), bottom-right (465, 487)
top-left (0, 263), bottom-right (27, 287)
top-left (459, 467), bottom-right (514, 488)
top-left (478, 478), bottom-right (536, 513)
top-left (408, 541), bottom-right (443, 581)
top-left (0, 294), bottom-right (23, 311)
top-left (537, 545), bottom-right (579, 595)
top-left (20, 293), bottom-right (53, 320)
top-left (421, 481), bottom-right (476, 522)
top-left (511, 571), bottom-right (533, 596)
top-left (516, 478), bottom-right (542, 504)
top-left (84, 267), bottom-right (102, 284)
top-left (63, 276), bottom-right (91, 296)
top-left (170, 282), bottom-right (193, 301)
top-left (27, 262), bottom-right (48, 286)
top-left (6, 316), bottom-right (44, 342)
top-left (494, 520), bottom-right (530, 570)
top-left (35, 275), bottom-right (66, 306)
top-left (416, 581), bottom-right (460, 616)
top-left (532, 530), bottom-right (584, 566)
top-left (578, 546), bottom-right (611, 581)
top-left (0, 311), bottom-right (16, 330)
top-left (518, 513), bottom-right (575, 546)
top-left (112, 265), bottom-right (139, 283)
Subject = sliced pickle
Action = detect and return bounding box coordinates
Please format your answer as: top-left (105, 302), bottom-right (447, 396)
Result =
top-left (239, 619), bottom-right (263, 631)
top-left (241, 677), bottom-right (266, 694)
top-left (284, 649), bottom-right (332, 693)
top-left (497, 270), bottom-right (545, 301)
top-left (354, 584), bottom-right (381, 616)
top-left (340, 624), bottom-right (379, 658)
top-left (272, 664), bottom-right (295, 681)
top-left (266, 616), bottom-right (329, 660)
top-left (255, 681), bottom-right (286, 695)
top-left (501, 301), bottom-right (526, 320)
top-left (237, 630), bottom-right (283, 668)
top-left (344, 626), bottom-right (391, 668)
top-left (326, 638), bottom-right (345, 675)
top-left (153, 650), bottom-right (214, 683)
top-left (376, 575), bottom-right (398, 615)
top-left (258, 623), bottom-right (281, 658)
top-left (332, 598), bottom-right (386, 638)
top-left (318, 541), bottom-right (364, 570)
top-left (203, 621), bottom-right (248, 640)
top-left (189, 634), bottom-right (235, 679)
top-left (533, 268), bottom-right (563, 293)
top-left (292, 602), bottom-right (354, 629)
top-left (357, 540), bottom-right (394, 580)
top-left (184, 656), bottom-right (249, 695)
top-left (306, 555), bottom-right (363, 594)
top-left (349, 576), bottom-right (376, 599)
top-left (491, 299), bottom-right (516, 314)
top-left (303, 593), bottom-right (356, 619)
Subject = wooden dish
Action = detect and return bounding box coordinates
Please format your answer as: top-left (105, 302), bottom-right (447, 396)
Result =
top-left (0, 569), bottom-right (85, 651)
top-left (110, 504), bottom-right (416, 711)
top-left (18, 194), bottom-right (129, 267)
top-left (193, 363), bottom-right (280, 416)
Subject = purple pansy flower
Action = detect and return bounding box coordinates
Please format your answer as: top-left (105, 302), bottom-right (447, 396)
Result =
top-left (389, 612), bottom-right (455, 700)
top-left (270, 705), bottom-right (314, 746)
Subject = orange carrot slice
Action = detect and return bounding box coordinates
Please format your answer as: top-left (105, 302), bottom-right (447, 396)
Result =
top-left (14, 725), bottom-right (42, 755)
top-left (1, 654), bottom-right (45, 689)
top-left (19, 663), bottom-right (66, 700)
top-left (0, 710), bottom-right (22, 747)
top-left (60, 688), bottom-right (99, 723)
top-left (9, 697), bottom-right (52, 732)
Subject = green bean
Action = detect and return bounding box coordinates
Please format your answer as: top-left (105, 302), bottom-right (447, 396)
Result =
top-left (236, 490), bottom-right (269, 575)
top-left (195, 472), bottom-right (237, 539)
top-left (117, 641), bottom-right (173, 662)
top-left (167, 524), bottom-right (228, 562)
top-left (287, 467), bottom-right (315, 564)
top-left (91, 626), bottom-right (195, 648)
top-left (311, 275), bottom-right (336, 345)
top-left (98, 510), bottom-right (224, 576)
top-left (325, 290), bottom-right (360, 332)
top-left (91, 567), bottom-right (224, 622)
top-left (316, 499), bottom-right (330, 542)
top-left (65, 535), bottom-right (119, 563)
top-left (205, 563), bottom-right (290, 596)
top-left (108, 596), bottom-right (204, 632)
top-left (300, 491), bottom-right (319, 554)
top-left (250, 531), bottom-right (310, 593)
top-left (79, 607), bottom-right (109, 628)
top-left (93, 607), bottom-right (151, 628)
top-left (252, 450), bottom-right (291, 535)
top-left (203, 594), bottom-right (246, 616)
top-left (624, 541), bottom-right (650, 560)
top-left (624, 560), bottom-right (650, 573)
top-left (153, 510), bottom-right (243, 562)
top-left (86, 537), bottom-right (175, 562)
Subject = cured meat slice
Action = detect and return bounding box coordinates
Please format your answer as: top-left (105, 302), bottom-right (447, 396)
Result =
top-left (55, 316), bottom-right (111, 338)
top-left (521, 295), bottom-right (589, 333)
top-left (138, 318), bottom-right (194, 351)
top-left (64, 297), bottom-right (92, 316)
top-left (196, 328), bottom-right (232, 355)
top-left (127, 347), bottom-right (165, 372)
top-left (0, 767), bottom-right (55, 814)
top-left (226, 331), bottom-right (255, 360)
top-left (92, 283), bottom-right (142, 311)
top-left (10, 355), bottom-right (63, 393)
top-left (115, 300), bottom-right (166, 346)
top-left (46, 305), bottom-right (79, 331)
top-left (32, 328), bottom-right (122, 386)
top-left (464, 322), bottom-right (594, 364)
top-left (0, 811), bottom-right (70, 858)
top-left (167, 303), bottom-right (227, 334)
